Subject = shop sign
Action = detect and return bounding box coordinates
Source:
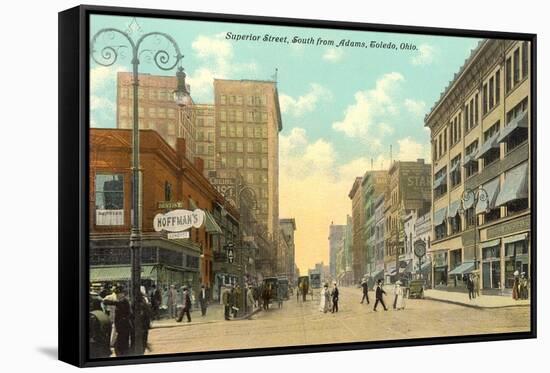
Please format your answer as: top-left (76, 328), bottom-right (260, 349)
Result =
top-left (157, 201), bottom-right (185, 209)
top-left (96, 209), bottom-right (124, 226)
top-left (167, 231), bottom-right (190, 239)
top-left (153, 209), bottom-right (205, 232)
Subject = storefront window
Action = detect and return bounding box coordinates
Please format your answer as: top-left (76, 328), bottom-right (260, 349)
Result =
top-left (482, 245), bottom-right (501, 289)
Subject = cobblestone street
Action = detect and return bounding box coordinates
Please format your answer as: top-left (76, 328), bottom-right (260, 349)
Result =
top-left (146, 286), bottom-right (530, 355)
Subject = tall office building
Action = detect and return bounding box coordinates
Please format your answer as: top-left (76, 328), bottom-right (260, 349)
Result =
top-left (116, 72), bottom-right (196, 162)
top-left (212, 79), bottom-right (283, 240)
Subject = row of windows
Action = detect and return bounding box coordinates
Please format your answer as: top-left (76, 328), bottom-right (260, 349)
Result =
top-left (219, 110), bottom-right (268, 123)
top-left (433, 99), bottom-right (529, 198)
top-left (119, 106), bottom-right (177, 119)
top-left (433, 43), bottom-right (529, 161)
top-left (220, 124), bottom-right (268, 139)
top-left (196, 117), bottom-right (215, 127)
top-left (196, 130), bottom-right (215, 142)
top-left (119, 87), bottom-right (174, 101)
top-left (220, 140), bottom-right (268, 154)
top-left (219, 94), bottom-right (267, 106)
top-left (196, 144), bottom-right (214, 156)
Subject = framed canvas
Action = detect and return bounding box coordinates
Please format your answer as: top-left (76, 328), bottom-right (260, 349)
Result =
top-left (58, 4), bottom-right (537, 367)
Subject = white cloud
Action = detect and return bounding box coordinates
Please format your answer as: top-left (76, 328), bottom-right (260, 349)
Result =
top-left (395, 137), bottom-right (430, 161)
top-left (90, 95), bottom-right (115, 111)
top-left (279, 84), bottom-right (332, 117)
top-left (411, 44), bottom-right (436, 66)
top-left (404, 98), bottom-right (427, 116)
top-left (90, 65), bottom-right (126, 91)
top-left (188, 33), bottom-right (258, 101)
top-left (322, 48), bottom-right (343, 62)
top-left (332, 72), bottom-right (404, 144)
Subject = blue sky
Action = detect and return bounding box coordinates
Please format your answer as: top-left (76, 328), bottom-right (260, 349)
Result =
top-left (90, 14), bottom-right (481, 271)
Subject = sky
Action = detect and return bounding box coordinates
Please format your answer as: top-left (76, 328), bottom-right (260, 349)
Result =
top-left (90, 14), bottom-right (481, 274)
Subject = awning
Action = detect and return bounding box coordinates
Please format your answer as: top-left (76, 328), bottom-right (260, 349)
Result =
top-left (205, 210), bottom-right (223, 234)
top-left (448, 261), bottom-right (475, 276)
top-left (449, 160), bottom-right (461, 174)
top-left (503, 232), bottom-right (528, 245)
top-left (475, 177), bottom-right (500, 214)
top-left (448, 200), bottom-right (461, 218)
top-left (476, 132), bottom-right (500, 160)
top-left (498, 110), bottom-right (528, 143)
top-left (495, 162), bottom-right (528, 207)
top-left (90, 265), bottom-right (156, 282)
top-left (369, 269), bottom-right (384, 279)
top-left (463, 191), bottom-right (475, 209)
top-left (434, 207), bottom-right (448, 226)
top-left (463, 151), bottom-right (478, 167)
top-left (480, 239), bottom-right (501, 249)
top-left (420, 261), bottom-right (432, 272)
top-left (433, 172), bottom-right (447, 189)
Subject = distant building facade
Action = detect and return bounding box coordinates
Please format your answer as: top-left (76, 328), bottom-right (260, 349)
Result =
top-left (328, 223), bottom-right (345, 280)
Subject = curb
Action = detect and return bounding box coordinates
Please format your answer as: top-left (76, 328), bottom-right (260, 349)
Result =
top-left (424, 296), bottom-right (531, 310)
top-left (151, 308), bottom-right (262, 329)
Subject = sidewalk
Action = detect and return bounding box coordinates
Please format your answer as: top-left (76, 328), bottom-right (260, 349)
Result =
top-left (151, 304), bottom-right (261, 329)
top-left (424, 289), bottom-right (530, 309)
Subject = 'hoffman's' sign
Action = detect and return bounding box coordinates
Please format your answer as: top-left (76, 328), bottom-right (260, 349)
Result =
top-left (153, 209), bottom-right (205, 232)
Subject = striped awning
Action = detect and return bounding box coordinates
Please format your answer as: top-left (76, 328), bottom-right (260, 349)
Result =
top-left (205, 210), bottom-right (223, 234)
top-left (90, 265), bottom-right (156, 282)
top-left (475, 178), bottom-right (501, 214)
top-left (476, 132), bottom-right (500, 160)
top-left (495, 162), bottom-right (528, 207)
top-left (498, 111), bottom-right (528, 143)
top-left (448, 261), bottom-right (475, 276)
top-left (448, 200), bottom-right (461, 218)
top-left (433, 207), bottom-right (448, 226)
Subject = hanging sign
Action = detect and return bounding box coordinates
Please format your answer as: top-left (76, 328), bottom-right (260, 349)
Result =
top-left (153, 209), bottom-right (205, 232)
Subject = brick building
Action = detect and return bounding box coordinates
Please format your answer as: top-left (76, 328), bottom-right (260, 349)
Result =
top-left (89, 128), bottom-right (237, 295)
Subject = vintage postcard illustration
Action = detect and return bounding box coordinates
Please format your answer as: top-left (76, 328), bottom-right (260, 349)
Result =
top-left (86, 13), bottom-right (533, 359)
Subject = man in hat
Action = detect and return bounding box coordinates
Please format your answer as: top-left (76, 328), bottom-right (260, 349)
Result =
top-left (373, 279), bottom-right (388, 311)
top-left (176, 286), bottom-right (192, 323)
top-left (222, 285), bottom-right (231, 320)
top-left (198, 284), bottom-right (209, 316)
top-left (167, 284), bottom-right (177, 319)
top-left (102, 286), bottom-right (132, 356)
top-left (360, 277), bottom-right (370, 304)
top-left (331, 282), bottom-right (339, 313)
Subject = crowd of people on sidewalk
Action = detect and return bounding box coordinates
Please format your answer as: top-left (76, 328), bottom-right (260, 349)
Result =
top-left (512, 271), bottom-right (530, 300)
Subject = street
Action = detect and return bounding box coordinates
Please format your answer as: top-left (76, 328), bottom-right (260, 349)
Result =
top-left (146, 286), bottom-right (530, 355)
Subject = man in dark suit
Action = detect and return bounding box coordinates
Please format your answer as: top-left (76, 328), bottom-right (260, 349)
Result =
top-left (331, 282), bottom-right (339, 313)
top-left (102, 286), bottom-right (132, 356)
top-left (176, 286), bottom-right (192, 322)
top-left (360, 278), bottom-right (370, 304)
top-left (150, 284), bottom-right (162, 320)
top-left (373, 280), bottom-right (388, 311)
top-left (198, 284), bottom-right (209, 316)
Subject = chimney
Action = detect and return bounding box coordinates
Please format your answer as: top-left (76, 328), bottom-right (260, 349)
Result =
top-left (176, 137), bottom-right (186, 157)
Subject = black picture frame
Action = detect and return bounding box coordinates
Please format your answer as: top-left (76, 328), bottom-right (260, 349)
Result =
top-left (59, 4), bottom-right (537, 368)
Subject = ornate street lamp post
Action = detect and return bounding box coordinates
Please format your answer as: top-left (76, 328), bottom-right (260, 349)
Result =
top-left (458, 187), bottom-right (490, 271)
top-left (91, 26), bottom-right (187, 355)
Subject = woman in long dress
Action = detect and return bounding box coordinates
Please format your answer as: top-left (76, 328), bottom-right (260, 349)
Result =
top-left (512, 271), bottom-right (520, 300)
top-left (319, 284), bottom-right (329, 313)
top-left (395, 280), bottom-right (406, 310)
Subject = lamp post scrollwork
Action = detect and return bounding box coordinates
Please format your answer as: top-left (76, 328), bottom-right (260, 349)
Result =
top-left (458, 187), bottom-right (490, 271)
top-left (91, 26), bottom-right (187, 355)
